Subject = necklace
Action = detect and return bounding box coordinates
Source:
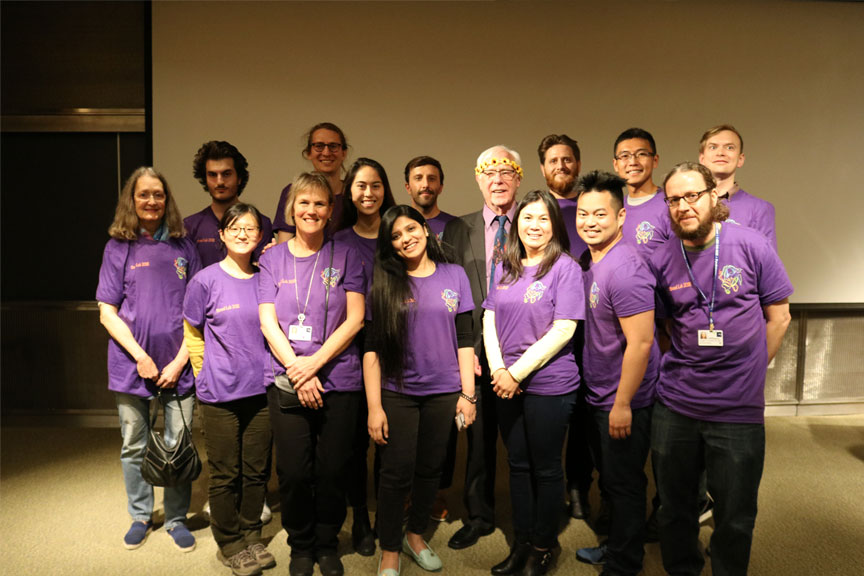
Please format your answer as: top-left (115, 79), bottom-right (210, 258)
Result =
top-left (292, 242), bottom-right (321, 325)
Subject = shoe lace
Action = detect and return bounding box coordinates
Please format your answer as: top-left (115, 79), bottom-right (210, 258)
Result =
top-left (233, 549), bottom-right (256, 567)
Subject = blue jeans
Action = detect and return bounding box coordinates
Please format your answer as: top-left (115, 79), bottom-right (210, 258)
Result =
top-left (116, 391), bottom-right (195, 529)
top-left (651, 402), bottom-right (765, 576)
top-left (497, 391), bottom-right (576, 549)
top-left (594, 405), bottom-right (652, 576)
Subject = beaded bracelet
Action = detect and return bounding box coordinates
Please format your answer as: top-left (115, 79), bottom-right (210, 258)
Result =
top-left (460, 392), bottom-right (477, 404)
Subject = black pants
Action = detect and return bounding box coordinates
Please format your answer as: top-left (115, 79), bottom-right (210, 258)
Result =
top-left (377, 390), bottom-right (458, 551)
top-left (460, 374), bottom-right (497, 530)
top-left (594, 405), bottom-right (652, 576)
top-left (200, 394), bottom-right (272, 557)
top-left (566, 385), bottom-right (599, 494)
top-left (267, 386), bottom-right (361, 556)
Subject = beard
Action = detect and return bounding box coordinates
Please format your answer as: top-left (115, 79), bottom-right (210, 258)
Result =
top-left (545, 171), bottom-right (576, 196)
top-left (671, 203), bottom-right (726, 242)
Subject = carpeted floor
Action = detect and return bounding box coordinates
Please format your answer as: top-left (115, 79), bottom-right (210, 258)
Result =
top-left (1, 414), bottom-right (862, 575)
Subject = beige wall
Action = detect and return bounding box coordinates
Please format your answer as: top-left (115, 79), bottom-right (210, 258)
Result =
top-left (153, 1), bottom-right (864, 303)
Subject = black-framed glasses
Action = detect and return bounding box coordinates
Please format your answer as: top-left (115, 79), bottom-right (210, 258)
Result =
top-left (615, 151), bottom-right (654, 162)
top-left (664, 188), bottom-right (712, 207)
top-left (310, 142), bottom-right (344, 153)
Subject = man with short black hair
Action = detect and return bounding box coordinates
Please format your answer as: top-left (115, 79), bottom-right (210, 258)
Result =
top-left (699, 124), bottom-right (777, 250)
top-left (404, 156), bottom-right (455, 239)
top-left (574, 171), bottom-right (659, 576)
top-left (649, 162), bottom-right (792, 576)
top-left (186, 140), bottom-right (273, 267)
top-left (612, 127), bottom-right (672, 256)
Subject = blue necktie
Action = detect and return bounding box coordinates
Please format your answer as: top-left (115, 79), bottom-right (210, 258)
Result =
top-left (489, 214), bottom-right (508, 293)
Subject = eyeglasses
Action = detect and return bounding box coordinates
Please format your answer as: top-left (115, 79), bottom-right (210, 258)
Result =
top-left (615, 151), bottom-right (654, 162)
top-left (135, 191), bottom-right (166, 202)
top-left (225, 225), bottom-right (261, 237)
top-left (664, 188), bottom-right (711, 207)
top-left (310, 142), bottom-right (344, 153)
top-left (481, 169), bottom-right (518, 181)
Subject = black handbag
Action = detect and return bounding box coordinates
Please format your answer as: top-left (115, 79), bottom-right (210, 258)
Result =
top-left (141, 391), bottom-right (202, 487)
top-left (273, 239), bottom-right (334, 411)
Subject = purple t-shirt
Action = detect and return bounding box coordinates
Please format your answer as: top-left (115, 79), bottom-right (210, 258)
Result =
top-left (581, 242), bottom-right (659, 410)
top-left (621, 190), bottom-right (672, 257)
top-left (482, 256), bottom-right (584, 396)
top-left (273, 183), bottom-right (345, 236)
top-left (257, 239), bottom-right (366, 393)
top-left (381, 263), bottom-right (474, 396)
top-left (183, 264), bottom-right (269, 403)
top-left (184, 206), bottom-right (274, 268)
top-left (649, 223), bottom-right (793, 424)
top-left (723, 189), bottom-right (777, 251)
top-left (96, 237), bottom-right (201, 398)
top-left (333, 227), bottom-right (377, 272)
top-left (426, 211), bottom-right (457, 241)
top-left (557, 196), bottom-right (588, 258)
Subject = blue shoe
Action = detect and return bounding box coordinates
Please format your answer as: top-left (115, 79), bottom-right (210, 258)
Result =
top-left (167, 523), bottom-right (196, 552)
top-left (402, 535), bottom-right (442, 572)
top-left (123, 521), bottom-right (152, 550)
top-left (377, 554), bottom-right (401, 576)
top-left (576, 544), bottom-right (607, 565)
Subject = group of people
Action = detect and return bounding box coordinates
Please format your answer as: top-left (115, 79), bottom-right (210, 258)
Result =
top-left (97, 121), bottom-right (793, 576)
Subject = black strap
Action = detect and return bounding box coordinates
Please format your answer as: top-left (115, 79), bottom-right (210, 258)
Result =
top-left (323, 238), bottom-right (335, 336)
top-left (149, 390), bottom-right (192, 433)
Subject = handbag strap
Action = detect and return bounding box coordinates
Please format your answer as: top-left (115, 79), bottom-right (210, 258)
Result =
top-left (149, 390), bottom-right (192, 434)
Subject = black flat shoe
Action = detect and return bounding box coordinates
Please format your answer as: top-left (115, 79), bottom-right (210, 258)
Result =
top-left (447, 523), bottom-right (495, 550)
top-left (522, 548), bottom-right (553, 576)
top-left (289, 555), bottom-right (315, 576)
top-left (491, 542), bottom-right (531, 575)
top-left (317, 553), bottom-right (344, 576)
top-left (352, 516), bottom-right (376, 557)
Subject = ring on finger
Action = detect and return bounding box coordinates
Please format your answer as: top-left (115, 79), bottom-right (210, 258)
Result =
top-left (502, 393), bottom-right (509, 399)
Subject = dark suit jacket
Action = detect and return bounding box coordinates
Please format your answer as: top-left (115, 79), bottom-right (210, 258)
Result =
top-left (442, 210), bottom-right (487, 362)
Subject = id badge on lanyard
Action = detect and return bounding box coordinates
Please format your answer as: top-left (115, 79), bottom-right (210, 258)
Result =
top-left (681, 224), bottom-right (723, 348)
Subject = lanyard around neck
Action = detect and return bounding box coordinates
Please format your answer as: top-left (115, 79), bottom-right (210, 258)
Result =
top-left (292, 243), bottom-right (321, 326)
top-left (679, 223), bottom-right (720, 331)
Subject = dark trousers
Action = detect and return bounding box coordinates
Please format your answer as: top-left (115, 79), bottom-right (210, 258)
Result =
top-left (652, 402), bottom-right (765, 576)
top-left (377, 390), bottom-right (458, 551)
top-left (498, 391), bottom-right (576, 549)
top-left (594, 405), bottom-right (652, 576)
top-left (346, 398), bottom-right (371, 510)
top-left (460, 374), bottom-right (497, 530)
top-left (267, 386), bottom-right (361, 556)
top-left (199, 395), bottom-right (272, 556)
top-left (566, 385), bottom-right (600, 494)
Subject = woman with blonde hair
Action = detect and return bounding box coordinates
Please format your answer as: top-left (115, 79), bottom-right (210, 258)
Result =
top-left (96, 167), bottom-right (200, 552)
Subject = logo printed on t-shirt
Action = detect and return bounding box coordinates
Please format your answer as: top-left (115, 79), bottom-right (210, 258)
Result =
top-left (718, 264), bottom-right (743, 294)
top-left (589, 281), bottom-right (600, 309)
top-left (523, 281), bottom-right (547, 304)
top-left (635, 221), bottom-right (656, 245)
top-left (321, 267), bottom-right (340, 287)
top-left (174, 257), bottom-right (188, 280)
top-left (441, 289), bottom-right (460, 312)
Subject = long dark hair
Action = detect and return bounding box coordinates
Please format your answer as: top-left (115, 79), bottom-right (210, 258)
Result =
top-left (499, 189), bottom-right (570, 285)
top-left (338, 158), bottom-right (396, 230)
top-left (371, 205), bottom-right (448, 386)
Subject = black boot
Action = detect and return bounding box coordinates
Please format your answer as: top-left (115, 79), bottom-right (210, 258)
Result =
top-left (521, 547), bottom-right (553, 576)
top-left (491, 541), bottom-right (531, 576)
top-left (351, 508), bottom-right (376, 556)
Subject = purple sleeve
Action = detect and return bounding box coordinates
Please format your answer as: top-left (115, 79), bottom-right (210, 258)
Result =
top-left (253, 215), bottom-right (275, 262)
top-left (182, 275), bottom-right (208, 328)
top-left (95, 240), bottom-right (128, 306)
top-left (273, 184), bottom-right (294, 233)
top-left (183, 238), bottom-right (202, 279)
top-left (759, 203), bottom-right (778, 252)
top-left (608, 261), bottom-right (656, 318)
top-left (552, 258), bottom-right (585, 321)
top-left (342, 244), bottom-right (367, 294)
top-left (257, 250), bottom-right (278, 303)
top-left (754, 237), bottom-right (793, 305)
top-left (457, 266), bottom-right (475, 314)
